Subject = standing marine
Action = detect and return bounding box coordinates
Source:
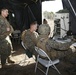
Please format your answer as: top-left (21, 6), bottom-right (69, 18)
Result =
top-left (0, 7), bottom-right (14, 68)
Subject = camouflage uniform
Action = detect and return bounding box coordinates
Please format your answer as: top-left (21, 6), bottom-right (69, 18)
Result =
top-left (22, 29), bottom-right (39, 57)
top-left (37, 24), bottom-right (73, 60)
top-left (38, 24), bottom-right (51, 35)
top-left (0, 15), bottom-right (14, 65)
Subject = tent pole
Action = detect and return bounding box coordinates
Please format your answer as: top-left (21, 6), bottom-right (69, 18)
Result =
top-left (68, 0), bottom-right (76, 16)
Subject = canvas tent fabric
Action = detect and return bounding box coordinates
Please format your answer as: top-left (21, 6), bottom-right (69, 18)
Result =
top-left (0, 0), bottom-right (42, 31)
top-left (62, 0), bottom-right (76, 35)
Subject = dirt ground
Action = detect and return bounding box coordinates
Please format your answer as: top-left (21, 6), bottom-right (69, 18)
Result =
top-left (0, 41), bottom-right (76, 75)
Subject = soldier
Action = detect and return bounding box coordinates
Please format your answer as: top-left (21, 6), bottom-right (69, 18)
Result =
top-left (21, 21), bottom-right (39, 58)
top-left (0, 7), bottom-right (14, 68)
top-left (37, 24), bottom-right (75, 60)
top-left (43, 19), bottom-right (48, 24)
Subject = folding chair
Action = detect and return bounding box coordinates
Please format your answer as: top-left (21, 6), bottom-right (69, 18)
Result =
top-left (19, 41), bottom-right (32, 65)
top-left (21, 41), bottom-right (27, 50)
top-left (11, 30), bottom-right (21, 43)
top-left (35, 46), bottom-right (61, 75)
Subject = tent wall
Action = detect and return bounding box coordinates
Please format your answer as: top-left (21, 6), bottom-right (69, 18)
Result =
top-left (62, 0), bottom-right (76, 34)
top-left (0, 0), bottom-right (42, 31)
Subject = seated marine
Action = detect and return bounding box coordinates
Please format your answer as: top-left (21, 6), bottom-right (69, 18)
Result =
top-left (37, 24), bottom-right (76, 60)
top-left (21, 21), bottom-right (39, 58)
